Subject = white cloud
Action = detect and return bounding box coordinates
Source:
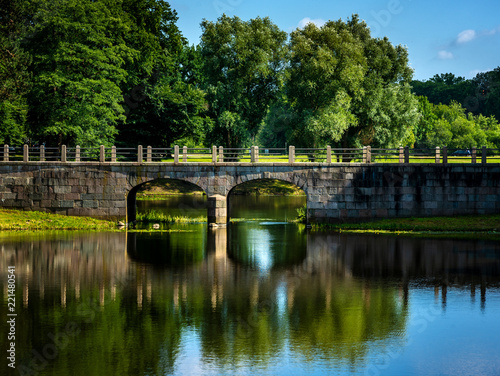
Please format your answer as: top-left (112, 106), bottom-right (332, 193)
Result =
top-left (438, 50), bottom-right (454, 60)
top-left (456, 29), bottom-right (477, 44)
top-left (298, 17), bottom-right (326, 29)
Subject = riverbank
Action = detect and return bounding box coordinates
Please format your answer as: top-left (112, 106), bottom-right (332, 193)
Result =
top-left (313, 214), bottom-right (500, 233)
top-left (0, 208), bottom-right (118, 231)
top-left (1, 207), bottom-right (500, 235)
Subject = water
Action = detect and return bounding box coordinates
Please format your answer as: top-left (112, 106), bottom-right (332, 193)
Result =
top-left (1, 196), bottom-right (500, 376)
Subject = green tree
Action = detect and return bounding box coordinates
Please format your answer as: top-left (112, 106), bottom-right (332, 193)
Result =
top-left (26, 0), bottom-right (136, 147)
top-left (117, 1), bottom-right (208, 148)
top-left (424, 101), bottom-right (499, 149)
top-left (0, 0), bottom-right (30, 145)
top-left (200, 15), bottom-right (288, 148)
top-left (286, 15), bottom-right (419, 149)
top-left (471, 67), bottom-right (500, 121)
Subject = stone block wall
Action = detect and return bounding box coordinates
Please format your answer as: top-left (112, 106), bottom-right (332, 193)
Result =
top-left (0, 162), bottom-right (499, 223)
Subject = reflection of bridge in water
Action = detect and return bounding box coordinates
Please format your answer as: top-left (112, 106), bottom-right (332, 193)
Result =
top-left (3, 231), bottom-right (499, 311)
top-left (3, 230), bottom-right (500, 373)
top-left (125, 228), bottom-right (500, 309)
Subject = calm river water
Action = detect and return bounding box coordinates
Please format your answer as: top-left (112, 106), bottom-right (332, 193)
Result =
top-left (1, 195), bottom-right (500, 376)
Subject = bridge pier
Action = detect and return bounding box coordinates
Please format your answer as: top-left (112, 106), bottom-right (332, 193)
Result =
top-left (207, 194), bottom-right (228, 225)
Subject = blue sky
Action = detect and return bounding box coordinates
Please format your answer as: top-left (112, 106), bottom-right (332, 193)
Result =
top-left (169, 0), bottom-right (500, 81)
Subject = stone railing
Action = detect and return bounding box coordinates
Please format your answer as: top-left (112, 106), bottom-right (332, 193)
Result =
top-left (1, 145), bottom-right (499, 164)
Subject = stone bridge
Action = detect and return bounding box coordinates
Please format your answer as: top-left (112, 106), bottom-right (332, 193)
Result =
top-left (0, 162), bottom-right (499, 224)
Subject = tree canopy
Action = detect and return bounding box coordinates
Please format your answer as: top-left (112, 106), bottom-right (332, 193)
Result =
top-left (1, 4), bottom-right (499, 150)
top-left (200, 15), bottom-right (288, 148)
top-left (285, 15), bottom-right (419, 149)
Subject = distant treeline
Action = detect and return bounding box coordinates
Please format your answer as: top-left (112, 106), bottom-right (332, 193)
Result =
top-left (1, 0), bottom-right (499, 150)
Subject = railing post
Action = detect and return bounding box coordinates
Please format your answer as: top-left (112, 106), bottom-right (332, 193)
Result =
top-left (289, 145), bottom-right (295, 164)
top-left (182, 146), bottom-right (187, 163)
top-left (138, 145), bottom-right (143, 164)
top-left (23, 144), bottom-right (29, 162)
top-left (435, 146), bottom-right (440, 164)
top-left (147, 146), bottom-right (152, 162)
top-left (212, 145), bottom-right (217, 163)
top-left (174, 145), bottom-right (179, 164)
top-left (75, 145), bottom-right (80, 162)
top-left (61, 145), bottom-right (67, 163)
top-left (399, 146), bottom-right (404, 164)
top-left (363, 146), bottom-right (367, 163)
top-left (111, 146), bottom-right (116, 162)
top-left (251, 146), bottom-right (259, 163)
top-left (404, 146), bottom-right (409, 164)
top-left (367, 146), bottom-right (371, 164)
top-left (40, 144), bottom-right (45, 162)
top-left (482, 146), bottom-right (487, 164)
top-left (218, 146), bottom-right (224, 163)
top-left (471, 147), bottom-right (477, 164)
top-left (99, 145), bottom-right (105, 163)
top-left (442, 146), bottom-right (448, 164)
top-left (3, 145), bottom-right (8, 162)
top-left (326, 145), bottom-right (332, 163)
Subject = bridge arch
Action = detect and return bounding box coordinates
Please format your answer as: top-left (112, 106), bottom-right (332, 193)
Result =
top-left (226, 178), bottom-right (307, 222)
top-left (126, 178), bottom-right (207, 223)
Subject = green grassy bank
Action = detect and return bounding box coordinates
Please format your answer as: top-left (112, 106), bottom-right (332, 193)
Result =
top-left (0, 209), bottom-right (119, 231)
top-left (313, 214), bottom-right (500, 234)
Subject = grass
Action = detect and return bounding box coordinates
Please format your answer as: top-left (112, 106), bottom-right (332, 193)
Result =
top-left (136, 210), bottom-right (206, 223)
top-left (136, 179), bottom-right (205, 200)
top-left (312, 214), bottom-right (500, 233)
top-left (0, 208), bottom-right (119, 231)
top-left (231, 179), bottom-right (305, 196)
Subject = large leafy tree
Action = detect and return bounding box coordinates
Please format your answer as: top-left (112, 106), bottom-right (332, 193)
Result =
top-left (117, 1), bottom-right (207, 147)
top-left (25, 0), bottom-right (136, 147)
top-left (0, 0), bottom-right (30, 145)
top-left (286, 15), bottom-right (419, 149)
top-left (200, 15), bottom-right (288, 148)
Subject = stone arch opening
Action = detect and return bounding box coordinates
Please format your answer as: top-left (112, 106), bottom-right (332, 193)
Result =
top-left (227, 178), bottom-right (307, 223)
top-left (126, 178), bottom-right (206, 224)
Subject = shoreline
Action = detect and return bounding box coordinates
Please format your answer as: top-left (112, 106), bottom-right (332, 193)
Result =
top-left (1, 208), bottom-right (500, 236)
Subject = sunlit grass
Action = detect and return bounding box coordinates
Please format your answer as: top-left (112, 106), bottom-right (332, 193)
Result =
top-left (312, 214), bottom-right (500, 233)
top-left (0, 208), bottom-right (118, 231)
top-left (136, 210), bottom-right (206, 223)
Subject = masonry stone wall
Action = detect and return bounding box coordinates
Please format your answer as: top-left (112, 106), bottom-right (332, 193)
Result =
top-left (0, 162), bottom-right (499, 223)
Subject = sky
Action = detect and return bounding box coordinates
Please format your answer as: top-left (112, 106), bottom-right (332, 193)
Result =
top-left (169, 0), bottom-right (500, 81)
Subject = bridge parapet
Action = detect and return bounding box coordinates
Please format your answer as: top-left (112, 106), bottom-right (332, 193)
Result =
top-left (1, 145), bottom-right (499, 165)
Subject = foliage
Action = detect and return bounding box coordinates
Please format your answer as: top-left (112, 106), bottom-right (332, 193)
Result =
top-left (419, 101), bottom-right (500, 149)
top-left (200, 15), bottom-right (288, 148)
top-left (25, 0), bottom-right (137, 147)
top-left (286, 15), bottom-right (419, 149)
top-left (116, 1), bottom-right (209, 148)
top-left (3, 3), bottom-right (498, 152)
top-left (412, 68), bottom-right (500, 122)
top-left (0, 0), bottom-right (30, 145)
top-left (293, 204), bottom-right (307, 223)
top-left (411, 73), bottom-right (473, 108)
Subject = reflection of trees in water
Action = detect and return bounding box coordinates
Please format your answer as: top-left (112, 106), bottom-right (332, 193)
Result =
top-left (1, 231), bottom-right (499, 375)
